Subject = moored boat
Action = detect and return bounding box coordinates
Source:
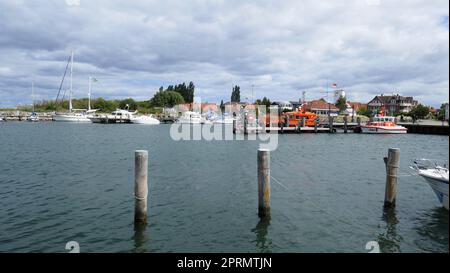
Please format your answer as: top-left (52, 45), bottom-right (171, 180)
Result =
top-left (411, 159), bottom-right (449, 210)
top-left (53, 111), bottom-right (92, 122)
top-left (130, 114), bottom-right (160, 125)
top-left (27, 82), bottom-right (39, 122)
top-left (88, 108), bottom-right (136, 124)
top-left (212, 113), bottom-right (235, 124)
top-left (361, 106), bottom-right (407, 134)
top-left (26, 112), bottom-right (39, 122)
top-left (176, 111), bottom-right (202, 124)
top-left (52, 52), bottom-right (98, 123)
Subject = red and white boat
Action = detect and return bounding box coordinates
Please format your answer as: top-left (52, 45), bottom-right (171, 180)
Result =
top-left (361, 107), bottom-right (407, 134)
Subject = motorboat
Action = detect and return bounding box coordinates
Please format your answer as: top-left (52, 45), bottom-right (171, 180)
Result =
top-left (361, 106), bottom-right (407, 134)
top-left (213, 113), bottom-right (235, 124)
top-left (411, 159), bottom-right (449, 210)
top-left (130, 114), bottom-right (160, 125)
top-left (201, 111), bottom-right (218, 124)
top-left (176, 111), bottom-right (202, 124)
top-left (26, 112), bottom-right (39, 122)
top-left (89, 109), bottom-right (136, 124)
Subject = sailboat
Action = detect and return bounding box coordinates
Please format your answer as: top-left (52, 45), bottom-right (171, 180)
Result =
top-left (27, 81), bottom-right (39, 122)
top-left (52, 52), bottom-right (97, 122)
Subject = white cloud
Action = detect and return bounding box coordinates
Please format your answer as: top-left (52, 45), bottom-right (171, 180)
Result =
top-left (0, 0), bottom-right (448, 108)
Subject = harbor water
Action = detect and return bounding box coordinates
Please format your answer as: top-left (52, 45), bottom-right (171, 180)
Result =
top-left (0, 122), bottom-right (448, 253)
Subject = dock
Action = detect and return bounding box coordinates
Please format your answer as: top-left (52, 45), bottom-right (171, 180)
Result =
top-left (398, 123), bottom-right (449, 135)
top-left (234, 126), bottom-right (331, 134)
top-left (0, 111), bottom-right (53, 121)
top-left (266, 127), bottom-right (330, 133)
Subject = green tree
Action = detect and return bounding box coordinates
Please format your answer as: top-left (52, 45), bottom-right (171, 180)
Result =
top-left (335, 95), bottom-right (347, 112)
top-left (93, 97), bottom-right (118, 112)
top-left (357, 107), bottom-right (372, 117)
top-left (408, 104), bottom-right (430, 121)
top-left (187, 81), bottom-right (195, 103)
top-left (231, 85), bottom-right (240, 102)
top-left (220, 100), bottom-right (225, 113)
top-left (150, 90), bottom-right (185, 108)
top-left (437, 103), bottom-right (448, 121)
top-left (119, 98), bottom-right (138, 110)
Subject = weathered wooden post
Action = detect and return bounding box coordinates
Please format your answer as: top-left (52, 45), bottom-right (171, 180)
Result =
top-left (314, 117), bottom-right (318, 133)
top-left (244, 112), bottom-right (248, 135)
top-left (344, 115), bottom-right (348, 134)
top-left (232, 112), bottom-right (237, 134)
top-left (258, 148), bottom-right (271, 218)
top-left (329, 116), bottom-right (334, 133)
top-left (383, 148), bottom-right (400, 208)
top-left (134, 150), bottom-right (148, 224)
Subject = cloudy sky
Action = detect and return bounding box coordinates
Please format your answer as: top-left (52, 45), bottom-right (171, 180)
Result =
top-left (0, 0), bottom-right (448, 108)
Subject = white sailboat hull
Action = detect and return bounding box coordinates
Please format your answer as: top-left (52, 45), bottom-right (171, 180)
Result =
top-left (53, 114), bottom-right (92, 122)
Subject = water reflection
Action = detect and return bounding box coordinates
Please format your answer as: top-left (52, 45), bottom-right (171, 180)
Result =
top-left (251, 217), bottom-right (272, 252)
top-left (378, 208), bottom-right (402, 253)
top-left (132, 222), bottom-right (148, 253)
top-left (414, 207), bottom-right (449, 252)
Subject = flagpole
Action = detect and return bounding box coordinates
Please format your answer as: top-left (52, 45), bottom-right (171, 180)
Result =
top-left (88, 76), bottom-right (91, 111)
top-left (69, 51), bottom-right (73, 112)
top-left (32, 81), bottom-right (35, 113)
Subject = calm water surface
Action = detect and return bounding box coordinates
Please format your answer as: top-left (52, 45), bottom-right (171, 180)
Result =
top-left (0, 122), bottom-right (448, 253)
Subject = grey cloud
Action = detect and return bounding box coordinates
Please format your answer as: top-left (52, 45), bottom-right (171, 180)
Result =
top-left (0, 0), bottom-right (448, 108)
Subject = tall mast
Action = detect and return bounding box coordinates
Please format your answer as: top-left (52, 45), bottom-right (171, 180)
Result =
top-left (251, 84), bottom-right (254, 104)
top-left (32, 81), bottom-right (35, 112)
top-left (69, 51), bottom-right (74, 112)
top-left (88, 76), bottom-right (91, 111)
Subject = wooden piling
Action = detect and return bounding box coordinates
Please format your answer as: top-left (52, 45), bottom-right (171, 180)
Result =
top-left (258, 149), bottom-right (271, 218)
top-left (329, 116), bottom-right (334, 133)
top-left (232, 113), bottom-right (237, 134)
top-left (134, 150), bottom-right (148, 224)
top-left (343, 116), bottom-right (348, 133)
top-left (384, 148), bottom-right (400, 208)
top-left (314, 117), bottom-right (318, 133)
top-left (244, 113), bottom-right (248, 135)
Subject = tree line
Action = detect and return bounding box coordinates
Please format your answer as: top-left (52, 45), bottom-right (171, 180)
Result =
top-left (18, 98), bottom-right (159, 114)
